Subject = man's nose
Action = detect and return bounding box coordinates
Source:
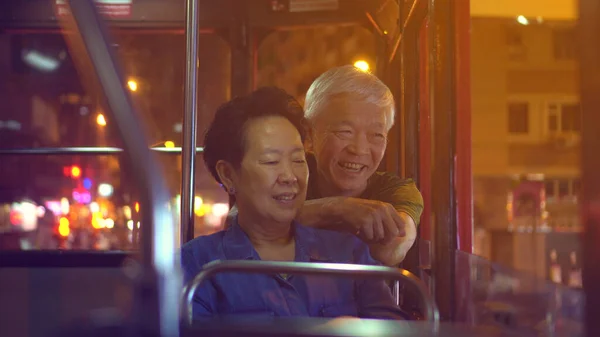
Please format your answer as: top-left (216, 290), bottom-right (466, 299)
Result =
top-left (347, 134), bottom-right (370, 155)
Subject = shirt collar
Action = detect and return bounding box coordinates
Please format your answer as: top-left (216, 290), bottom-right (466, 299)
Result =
top-left (222, 215), bottom-right (332, 263)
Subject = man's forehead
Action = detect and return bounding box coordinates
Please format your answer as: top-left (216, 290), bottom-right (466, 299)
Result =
top-left (316, 99), bottom-right (387, 124)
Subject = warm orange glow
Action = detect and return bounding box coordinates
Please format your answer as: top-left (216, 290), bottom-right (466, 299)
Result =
top-left (91, 212), bottom-right (104, 229)
top-left (58, 217), bottom-right (70, 237)
top-left (195, 203), bottom-right (212, 217)
top-left (353, 60), bottom-right (370, 72)
top-left (96, 114), bottom-right (107, 126)
top-left (470, 0), bottom-right (577, 20)
top-left (127, 80), bottom-right (138, 92)
top-left (134, 202), bottom-right (140, 213)
top-left (71, 166), bottom-right (81, 178)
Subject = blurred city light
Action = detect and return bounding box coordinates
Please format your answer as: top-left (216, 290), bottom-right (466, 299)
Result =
top-left (517, 15), bottom-right (529, 25)
top-left (96, 113), bottom-right (107, 126)
top-left (58, 217), bottom-right (70, 237)
top-left (127, 80), bottom-right (138, 92)
top-left (71, 166), bottom-right (81, 178)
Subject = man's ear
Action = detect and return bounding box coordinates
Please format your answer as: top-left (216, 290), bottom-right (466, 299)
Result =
top-left (215, 160), bottom-right (237, 192)
top-left (304, 126), bottom-right (315, 152)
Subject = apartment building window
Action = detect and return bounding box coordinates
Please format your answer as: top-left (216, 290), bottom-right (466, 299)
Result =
top-left (506, 28), bottom-right (526, 61)
top-left (552, 28), bottom-right (577, 61)
top-left (547, 102), bottom-right (581, 134)
top-left (545, 177), bottom-right (580, 203)
top-left (508, 102), bottom-right (529, 134)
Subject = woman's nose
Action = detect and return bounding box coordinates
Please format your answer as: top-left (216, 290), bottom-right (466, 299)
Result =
top-left (278, 163), bottom-right (298, 185)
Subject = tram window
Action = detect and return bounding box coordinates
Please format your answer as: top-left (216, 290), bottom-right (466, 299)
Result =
top-left (0, 27), bottom-right (232, 249)
top-left (0, 154), bottom-right (149, 251)
top-left (256, 25), bottom-right (376, 104)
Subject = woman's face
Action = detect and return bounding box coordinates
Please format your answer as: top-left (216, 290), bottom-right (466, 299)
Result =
top-left (232, 116), bottom-right (308, 225)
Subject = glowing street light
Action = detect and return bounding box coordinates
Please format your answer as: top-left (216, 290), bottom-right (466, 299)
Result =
top-left (517, 15), bottom-right (529, 25)
top-left (353, 60), bottom-right (370, 72)
top-left (96, 113), bottom-right (107, 126)
top-left (127, 80), bottom-right (138, 92)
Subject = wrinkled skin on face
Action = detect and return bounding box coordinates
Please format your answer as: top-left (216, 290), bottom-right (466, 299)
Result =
top-left (308, 95), bottom-right (389, 198)
top-left (219, 116), bottom-right (309, 229)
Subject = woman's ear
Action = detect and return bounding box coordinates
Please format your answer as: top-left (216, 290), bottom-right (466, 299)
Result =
top-left (215, 160), bottom-right (237, 193)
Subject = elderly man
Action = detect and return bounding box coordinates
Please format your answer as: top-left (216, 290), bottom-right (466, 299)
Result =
top-left (295, 65), bottom-right (423, 267)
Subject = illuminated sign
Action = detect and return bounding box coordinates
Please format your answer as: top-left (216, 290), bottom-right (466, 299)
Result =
top-left (55, 0), bottom-right (133, 18)
top-left (288, 0), bottom-right (338, 12)
top-left (73, 189), bottom-right (92, 204)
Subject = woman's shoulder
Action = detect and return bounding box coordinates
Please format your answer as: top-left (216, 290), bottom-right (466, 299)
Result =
top-left (181, 230), bottom-right (227, 269)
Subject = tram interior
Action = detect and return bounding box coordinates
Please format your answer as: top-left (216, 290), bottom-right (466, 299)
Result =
top-left (0, 1), bottom-right (590, 337)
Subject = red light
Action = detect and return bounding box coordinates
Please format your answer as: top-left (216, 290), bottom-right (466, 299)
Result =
top-left (9, 210), bottom-right (22, 225)
top-left (71, 166), bottom-right (81, 178)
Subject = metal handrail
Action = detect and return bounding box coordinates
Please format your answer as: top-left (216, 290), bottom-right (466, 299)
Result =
top-left (64, 1), bottom-right (181, 336)
top-left (0, 146), bottom-right (204, 155)
top-left (181, 260), bottom-right (440, 328)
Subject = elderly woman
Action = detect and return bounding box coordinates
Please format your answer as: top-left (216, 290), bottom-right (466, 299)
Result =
top-left (181, 87), bottom-right (406, 320)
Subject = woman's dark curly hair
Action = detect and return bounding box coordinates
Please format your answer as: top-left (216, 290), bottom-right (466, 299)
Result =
top-left (203, 86), bottom-right (310, 198)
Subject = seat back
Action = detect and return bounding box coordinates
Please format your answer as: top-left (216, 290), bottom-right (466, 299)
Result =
top-left (0, 252), bottom-right (132, 337)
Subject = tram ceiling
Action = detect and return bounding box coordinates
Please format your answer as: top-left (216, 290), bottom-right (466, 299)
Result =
top-left (0, 0), bottom-right (399, 33)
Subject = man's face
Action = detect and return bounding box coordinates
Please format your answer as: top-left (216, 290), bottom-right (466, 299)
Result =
top-left (309, 95), bottom-right (389, 197)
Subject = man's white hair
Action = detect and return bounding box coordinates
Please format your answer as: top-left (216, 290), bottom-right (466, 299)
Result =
top-left (304, 65), bottom-right (395, 130)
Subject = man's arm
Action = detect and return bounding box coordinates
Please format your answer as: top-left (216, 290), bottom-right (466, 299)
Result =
top-left (368, 212), bottom-right (417, 266)
top-left (296, 178), bottom-right (423, 266)
top-left (368, 176), bottom-right (423, 266)
top-left (295, 197), bottom-right (350, 231)
top-left (353, 239), bottom-right (410, 320)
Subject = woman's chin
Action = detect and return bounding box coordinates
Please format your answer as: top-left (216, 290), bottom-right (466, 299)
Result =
top-left (269, 209), bottom-right (300, 225)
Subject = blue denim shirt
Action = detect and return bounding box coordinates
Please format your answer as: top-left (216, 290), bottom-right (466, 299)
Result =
top-left (181, 218), bottom-right (406, 320)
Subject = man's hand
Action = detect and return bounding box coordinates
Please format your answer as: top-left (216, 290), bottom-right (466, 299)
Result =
top-left (368, 212), bottom-right (417, 266)
top-left (331, 197), bottom-right (406, 244)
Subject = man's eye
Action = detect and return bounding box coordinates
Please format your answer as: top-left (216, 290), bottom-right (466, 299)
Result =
top-left (263, 161), bottom-right (279, 165)
top-left (334, 130), bottom-right (352, 137)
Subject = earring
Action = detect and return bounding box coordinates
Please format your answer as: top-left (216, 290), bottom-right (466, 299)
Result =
top-left (228, 187), bottom-right (236, 194)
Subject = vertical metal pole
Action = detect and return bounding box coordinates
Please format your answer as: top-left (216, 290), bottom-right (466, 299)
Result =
top-left (181, 0), bottom-right (200, 245)
top-left (429, 0), bottom-right (458, 321)
top-left (400, 0), bottom-right (428, 277)
top-left (230, 0), bottom-right (254, 98)
top-left (454, 0), bottom-right (473, 254)
top-left (579, 0), bottom-right (600, 335)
